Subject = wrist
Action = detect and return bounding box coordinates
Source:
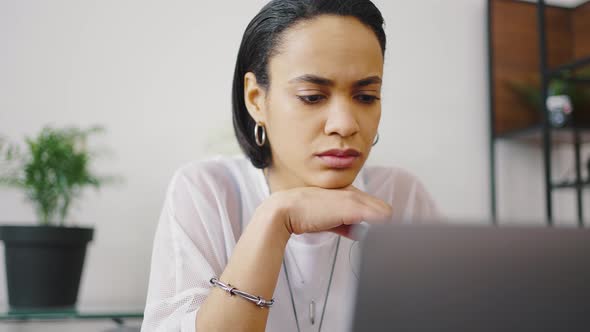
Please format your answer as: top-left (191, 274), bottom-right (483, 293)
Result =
top-left (252, 193), bottom-right (292, 244)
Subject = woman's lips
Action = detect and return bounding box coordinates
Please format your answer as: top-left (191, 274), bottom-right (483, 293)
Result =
top-left (316, 155), bottom-right (359, 169)
top-left (315, 149), bottom-right (361, 169)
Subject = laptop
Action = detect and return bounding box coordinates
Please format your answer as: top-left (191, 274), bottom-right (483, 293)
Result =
top-left (351, 223), bottom-right (590, 332)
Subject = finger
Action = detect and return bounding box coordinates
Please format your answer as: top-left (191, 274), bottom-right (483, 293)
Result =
top-left (343, 186), bottom-right (392, 216)
top-left (329, 192), bottom-right (387, 225)
top-left (329, 225), bottom-right (355, 239)
top-left (347, 192), bottom-right (392, 221)
top-left (363, 198), bottom-right (392, 218)
top-left (352, 199), bottom-right (392, 224)
top-left (329, 223), bottom-right (370, 241)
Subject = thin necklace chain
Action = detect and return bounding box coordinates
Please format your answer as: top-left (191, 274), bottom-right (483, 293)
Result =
top-left (286, 235), bottom-right (337, 286)
top-left (283, 236), bottom-right (341, 332)
top-left (286, 246), bottom-right (305, 286)
top-left (261, 169), bottom-right (341, 331)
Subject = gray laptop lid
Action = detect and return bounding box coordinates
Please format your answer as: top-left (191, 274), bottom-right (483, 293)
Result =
top-left (352, 224), bottom-right (590, 332)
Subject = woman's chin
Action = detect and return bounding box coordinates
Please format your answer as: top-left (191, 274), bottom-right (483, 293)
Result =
top-left (310, 168), bottom-right (359, 189)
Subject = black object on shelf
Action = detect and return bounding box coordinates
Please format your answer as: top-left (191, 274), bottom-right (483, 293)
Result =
top-left (488, 0), bottom-right (590, 228)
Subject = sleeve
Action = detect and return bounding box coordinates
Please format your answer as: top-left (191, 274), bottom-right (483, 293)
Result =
top-left (364, 166), bottom-right (443, 224)
top-left (402, 175), bottom-right (444, 223)
top-left (141, 163), bottom-right (236, 332)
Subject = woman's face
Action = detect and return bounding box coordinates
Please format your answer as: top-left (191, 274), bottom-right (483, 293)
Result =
top-left (245, 15), bottom-right (383, 190)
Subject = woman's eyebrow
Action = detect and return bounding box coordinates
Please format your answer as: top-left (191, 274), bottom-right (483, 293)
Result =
top-left (288, 74), bottom-right (382, 87)
top-left (354, 76), bottom-right (382, 88)
top-left (289, 74), bottom-right (334, 86)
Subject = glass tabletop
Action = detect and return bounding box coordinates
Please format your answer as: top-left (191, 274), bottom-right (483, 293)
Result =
top-left (0, 305), bottom-right (143, 320)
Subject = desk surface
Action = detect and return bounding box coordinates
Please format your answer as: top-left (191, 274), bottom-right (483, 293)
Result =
top-left (0, 305), bottom-right (143, 321)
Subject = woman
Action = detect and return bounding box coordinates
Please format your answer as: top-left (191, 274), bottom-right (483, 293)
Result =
top-left (142, 0), bottom-right (439, 331)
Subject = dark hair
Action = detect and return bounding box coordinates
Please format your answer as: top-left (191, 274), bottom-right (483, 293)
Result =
top-left (232, 0), bottom-right (387, 169)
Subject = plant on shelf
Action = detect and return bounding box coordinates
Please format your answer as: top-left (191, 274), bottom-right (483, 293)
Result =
top-left (507, 68), bottom-right (590, 128)
top-left (0, 125), bottom-right (119, 309)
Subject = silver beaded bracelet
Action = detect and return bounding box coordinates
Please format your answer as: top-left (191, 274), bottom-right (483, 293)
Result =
top-left (209, 277), bottom-right (275, 308)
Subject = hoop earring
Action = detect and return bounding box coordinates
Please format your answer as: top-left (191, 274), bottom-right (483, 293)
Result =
top-left (372, 132), bottom-right (380, 146)
top-left (254, 122), bottom-right (266, 147)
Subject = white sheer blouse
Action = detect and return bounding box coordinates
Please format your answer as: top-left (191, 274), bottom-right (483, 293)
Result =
top-left (141, 155), bottom-right (440, 331)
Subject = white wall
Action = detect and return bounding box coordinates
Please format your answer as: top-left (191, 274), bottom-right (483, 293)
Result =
top-left (0, 0), bottom-right (588, 324)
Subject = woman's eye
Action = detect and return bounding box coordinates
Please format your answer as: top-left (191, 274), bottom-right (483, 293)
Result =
top-left (355, 95), bottom-right (381, 104)
top-left (297, 95), bottom-right (326, 104)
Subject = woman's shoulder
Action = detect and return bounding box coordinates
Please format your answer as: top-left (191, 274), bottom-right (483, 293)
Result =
top-left (362, 164), bottom-right (440, 221)
top-left (362, 164), bottom-right (426, 189)
top-left (164, 154), bottom-right (257, 205)
top-left (170, 154), bottom-right (254, 188)
top-left (174, 154), bottom-right (251, 178)
top-left (164, 155), bottom-right (256, 236)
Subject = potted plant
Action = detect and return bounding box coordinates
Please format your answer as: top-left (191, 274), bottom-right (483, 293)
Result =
top-left (507, 68), bottom-right (590, 128)
top-left (0, 125), bottom-right (117, 309)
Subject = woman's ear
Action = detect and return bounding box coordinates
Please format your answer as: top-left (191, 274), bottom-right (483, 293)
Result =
top-left (244, 72), bottom-right (267, 124)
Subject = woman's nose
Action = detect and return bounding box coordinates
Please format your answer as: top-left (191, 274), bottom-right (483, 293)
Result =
top-left (323, 99), bottom-right (360, 137)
